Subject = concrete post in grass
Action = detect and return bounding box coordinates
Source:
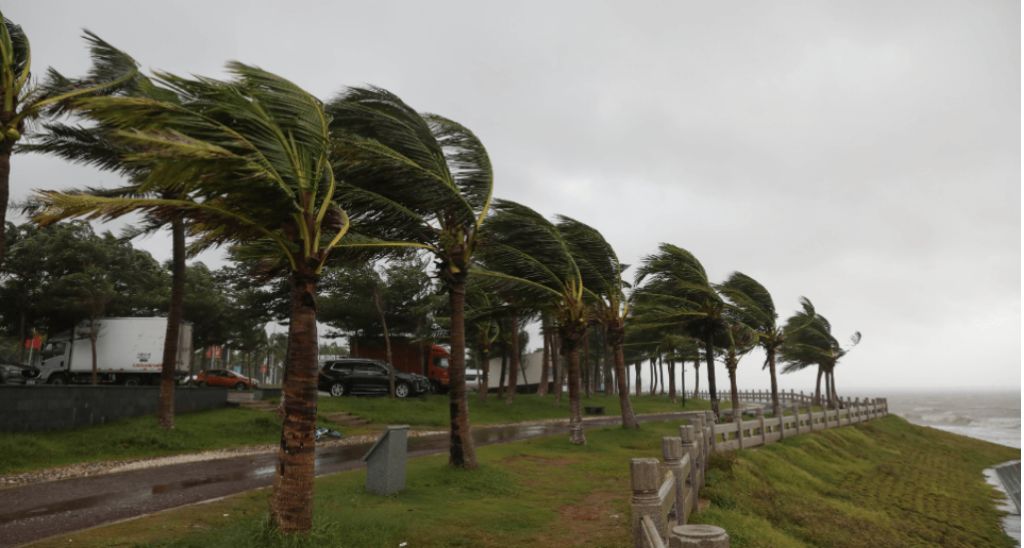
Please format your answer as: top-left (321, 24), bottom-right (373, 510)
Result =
top-left (734, 414), bottom-right (744, 450)
top-left (360, 425), bottom-right (410, 495)
top-left (631, 458), bottom-right (664, 548)
top-left (663, 437), bottom-right (686, 525)
top-left (690, 416), bottom-right (706, 487)
top-left (680, 425), bottom-right (699, 511)
top-left (756, 407), bottom-right (766, 444)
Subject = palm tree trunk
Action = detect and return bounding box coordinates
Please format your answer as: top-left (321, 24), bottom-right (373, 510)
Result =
top-left (553, 334), bottom-right (563, 405)
top-left (498, 344), bottom-right (507, 398)
top-left (506, 313), bottom-right (520, 404)
top-left (270, 272), bottom-right (320, 532)
top-left (375, 291), bottom-right (395, 399)
top-left (582, 332), bottom-right (591, 398)
top-left (728, 347), bottom-right (739, 417)
top-left (659, 355), bottom-right (665, 395)
top-left (668, 359), bottom-right (676, 403)
top-left (680, 358), bottom-right (686, 407)
top-left (814, 366), bottom-right (823, 406)
top-left (538, 319), bottom-right (550, 396)
top-left (767, 348), bottom-right (781, 417)
top-left (635, 361), bottom-right (641, 396)
top-left (693, 359), bottom-right (700, 399)
top-left (831, 370), bottom-right (839, 408)
top-left (477, 346), bottom-right (489, 403)
top-left (567, 343), bottom-right (586, 445)
top-left (611, 336), bottom-right (639, 429)
top-left (704, 333), bottom-right (720, 419)
top-left (649, 358), bottom-right (657, 395)
top-left (0, 143), bottom-right (11, 269)
top-left (446, 278), bottom-right (477, 469)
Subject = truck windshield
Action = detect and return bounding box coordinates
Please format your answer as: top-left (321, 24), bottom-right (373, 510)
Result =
top-left (434, 357), bottom-right (449, 370)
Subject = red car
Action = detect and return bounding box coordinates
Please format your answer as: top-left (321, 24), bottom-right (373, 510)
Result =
top-left (193, 369), bottom-right (259, 390)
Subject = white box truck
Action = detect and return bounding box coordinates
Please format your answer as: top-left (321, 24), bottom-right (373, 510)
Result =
top-left (37, 317), bottom-right (193, 386)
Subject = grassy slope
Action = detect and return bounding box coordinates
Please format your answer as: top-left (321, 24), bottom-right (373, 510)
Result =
top-left (26, 415), bottom-right (1021, 548)
top-left (694, 415), bottom-right (1020, 548)
top-left (315, 392), bottom-right (710, 428)
top-left (0, 394), bottom-right (698, 476)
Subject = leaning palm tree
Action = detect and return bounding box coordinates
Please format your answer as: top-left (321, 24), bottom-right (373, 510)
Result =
top-left (326, 89), bottom-right (492, 469)
top-left (1, 12), bottom-right (138, 268)
top-left (717, 273), bottom-right (814, 417)
top-left (779, 303), bottom-right (861, 409)
top-left (558, 216), bottom-right (639, 428)
top-left (473, 200), bottom-right (593, 444)
top-left (31, 64), bottom-right (357, 533)
top-left (633, 244), bottom-right (735, 420)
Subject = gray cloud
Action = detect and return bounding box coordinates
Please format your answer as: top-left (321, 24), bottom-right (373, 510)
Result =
top-left (6, 0), bottom-right (1019, 393)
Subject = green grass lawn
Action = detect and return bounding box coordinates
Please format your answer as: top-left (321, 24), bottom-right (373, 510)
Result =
top-left (26, 415), bottom-right (1020, 548)
top-left (0, 407), bottom-right (366, 476)
top-left (315, 392), bottom-right (710, 428)
top-left (0, 394), bottom-right (700, 476)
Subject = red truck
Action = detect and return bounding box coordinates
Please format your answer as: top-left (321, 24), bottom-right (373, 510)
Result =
top-left (350, 338), bottom-right (452, 394)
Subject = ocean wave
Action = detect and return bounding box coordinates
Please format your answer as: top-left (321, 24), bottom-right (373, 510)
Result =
top-left (903, 412), bottom-right (1020, 430)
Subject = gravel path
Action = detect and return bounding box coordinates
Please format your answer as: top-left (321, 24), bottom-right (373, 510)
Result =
top-left (0, 411), bottom-right (696, 489)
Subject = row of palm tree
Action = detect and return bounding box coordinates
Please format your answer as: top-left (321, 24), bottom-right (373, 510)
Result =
top-left (10, 16), bottom-right (861, 534)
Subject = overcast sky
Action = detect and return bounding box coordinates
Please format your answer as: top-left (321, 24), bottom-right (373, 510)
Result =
top-left (7, 1), bottom-right (1020, 394)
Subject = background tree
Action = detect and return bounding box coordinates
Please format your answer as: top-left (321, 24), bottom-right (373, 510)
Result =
top-left (0, 12), bottom-right (138, 268)
top-left (780, 302), bottom-right (861, 409)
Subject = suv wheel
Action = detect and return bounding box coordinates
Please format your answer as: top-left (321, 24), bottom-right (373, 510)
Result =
top-left (330, 382), bottom-right (346, 397)
top-left (234, 382), bottom-right (246, 391)
top-left (395, 382), bottom-right (411, 398)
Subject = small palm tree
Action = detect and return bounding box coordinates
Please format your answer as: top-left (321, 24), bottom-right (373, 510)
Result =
top-left (31, 64), bottom-right (357, 533)
top-left (327, 88), bottom-right (493, 468)
top-left (780, 302), bottom-right (861, 409)
top-left (473, 200), bottom-right (593, 444)
top-left (633, 244), bottom-right (736, 419)
top-left (1, 12), bottom-right (138, 267)
top-left (558, 216), bottom-right (639, 428)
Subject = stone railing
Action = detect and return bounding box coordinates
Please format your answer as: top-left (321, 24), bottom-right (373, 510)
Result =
top-left (692, 389), bottom-right (888, 409)
top-left (630, 399), bottom-right (889, 547)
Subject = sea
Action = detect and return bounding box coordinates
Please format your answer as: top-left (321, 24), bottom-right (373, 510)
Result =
top-left (883, 392), bottom-right (1021, 449)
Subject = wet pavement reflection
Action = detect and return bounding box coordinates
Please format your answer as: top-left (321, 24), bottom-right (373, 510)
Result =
top-left (0, 411), bottom-right (692, 548)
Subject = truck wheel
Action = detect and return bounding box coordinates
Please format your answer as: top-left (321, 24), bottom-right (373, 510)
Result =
top-left (395, 382), bottom-right (411, 399)
top-left (48, 375), bottom-right (67, 386)
top-left (234, 382), bottom-right (246, 391)
top-left (123, 377), bottom-right (141, 387)
top-left (329, 382), bottom-right (346, 397)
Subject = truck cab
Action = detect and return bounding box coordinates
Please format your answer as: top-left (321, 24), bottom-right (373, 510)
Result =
top-left (38, 338), bottom-right (73, 384)
top-left (428, 348), bottom-right (451, 393)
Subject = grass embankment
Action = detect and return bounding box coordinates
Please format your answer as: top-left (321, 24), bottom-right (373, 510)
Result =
top-left (0, 394), bottom-right (697, 476)
top-left (26, 415), bottom-right (1021, 548)
top-left (315, 392), bottom-right (709, 428)
top-left (0, 408), bottom-right (366, 476)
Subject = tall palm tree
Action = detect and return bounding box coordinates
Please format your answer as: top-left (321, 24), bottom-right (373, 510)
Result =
top-left (633, 244), bottom-right (735, 419)
top-left (717, 273), bottom-right (813, 417)
top-left (31, 64), bottom-right (357, 533)
top-left (779, 302), bottom-right (861, 409)
top-left (473, 200), bottom-right (593, 444)
top-left (326, 88), bottom-right (492, 469)
top-left (1, 13), bottom-right (138, 268)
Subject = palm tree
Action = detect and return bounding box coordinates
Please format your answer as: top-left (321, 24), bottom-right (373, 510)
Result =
top-left (31, 64), bottom-right (357, 533)
top-left (558, 216), bottom-right (639, 428)
top-left (633, 244), bottom-right (735, 420)
top-left (779, 301), bottom-right (861, 409)
top-left (1, 13), bottom-right (138, 268)
top-left (717, 273), bottom-right (811, 417)
top-left (326, 88), bottom-right (492, 469)
top-left (473, 200), bottom-right (593, 444)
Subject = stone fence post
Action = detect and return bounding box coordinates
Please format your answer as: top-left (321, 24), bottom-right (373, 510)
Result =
top-left (734, 414), bottom-right (744, 450)
top-left (663, 437), bottom-right (686, 526)
top-left (669, 525), bottom-right (730, 547)
top-left (631, 458), bottom-right (664, 548)
top-left (680, 425), bottom-right (698, 514)
top-left (756, 407), bottom-right (766, 444)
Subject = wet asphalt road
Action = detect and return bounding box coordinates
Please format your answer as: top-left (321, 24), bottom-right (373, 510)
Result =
top-left (0, 412), bottom-right (692, 547)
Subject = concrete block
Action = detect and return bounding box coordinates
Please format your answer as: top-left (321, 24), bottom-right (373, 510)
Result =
top-left (670, 524), bottom-right (729, 547)
top-left (361, 426), bottom-right (410, 495)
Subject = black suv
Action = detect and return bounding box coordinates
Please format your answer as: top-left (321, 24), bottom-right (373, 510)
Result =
top-left (318, 359), bottom-right (430, 398)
